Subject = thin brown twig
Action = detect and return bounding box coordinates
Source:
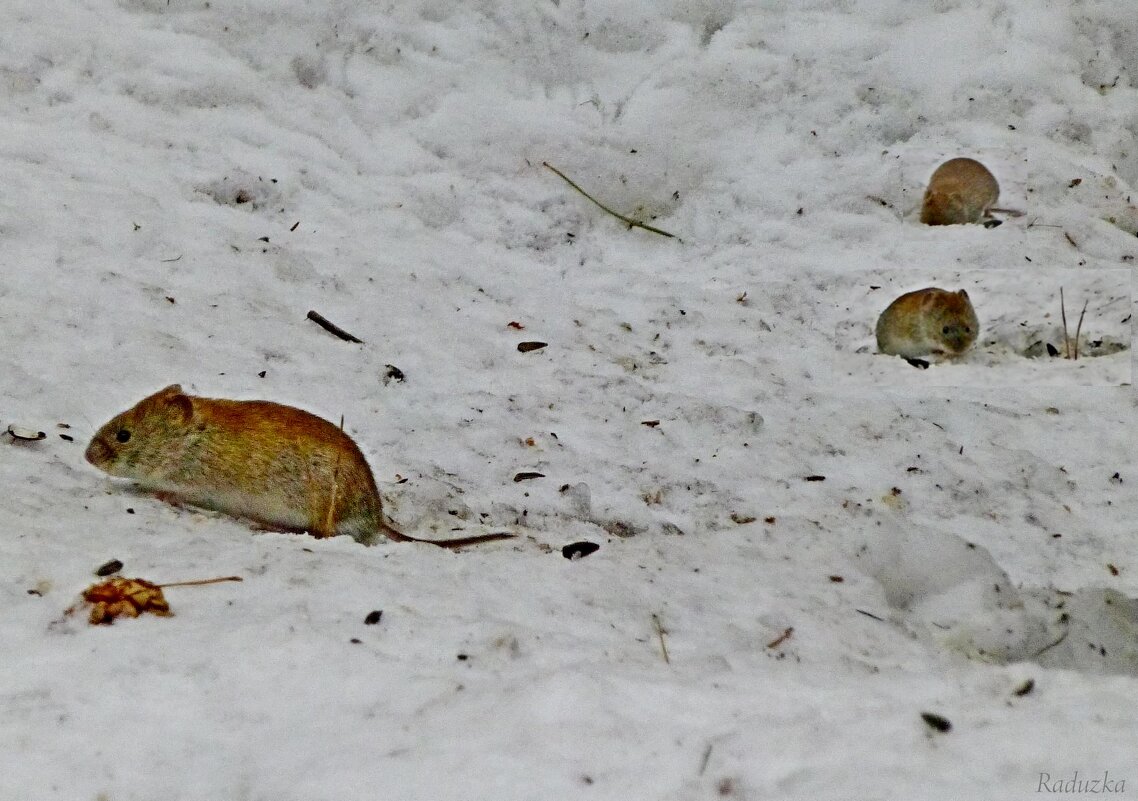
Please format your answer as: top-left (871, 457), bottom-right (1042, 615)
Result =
top-left (159, 576), bottom-right (244, 588)
top-left (1073, 299), bottom-right (1088, 360)
top-left (307, 310), bottom-right (364, 343)
top-left (543, 161), bottom-right (678, 240)
top-left (651, 613), bottom-right (671, 664)
top-left (698, 744), bottom-right (713, 776)
top-left (1060, 288), bottom-right (1070, 359)
top-left (766, 626), bottom-right (794, 649)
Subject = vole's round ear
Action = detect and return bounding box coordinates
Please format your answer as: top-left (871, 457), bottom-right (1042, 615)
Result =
top-left (958, 289), bottom-right (970, 299)
top-left (159, 387), bottom-right (194, 422)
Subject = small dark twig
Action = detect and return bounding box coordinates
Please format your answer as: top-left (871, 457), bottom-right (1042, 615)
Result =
top-left (652, 613), bottom-right (670, 664)
top-left (543, 161), bottom-right (678, 240)
top-left (698, 744), bottom-right (713, 776)
top-left (307, 310), bottom-right (364, 343)
top-left (766, 627), bottom-right (794, 648)
top-left (1073, 299), bottom-right (1088, 360)
top-left (1060, 288), bottom-right (1070, 359)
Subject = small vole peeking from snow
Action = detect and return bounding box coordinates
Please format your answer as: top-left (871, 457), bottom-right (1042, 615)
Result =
top-left (920, 158), bottom-right (1000, 225)
top-left (875, 288), bottom-right (979, 359)
top-left (85, 385), bottom-right (513, 549)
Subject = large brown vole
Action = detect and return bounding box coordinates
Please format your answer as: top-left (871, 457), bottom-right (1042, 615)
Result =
top-left (875, 288), bottom-right (979, 359)
top-left (85, 385), bottom-right (513, 549)
top-left (920, 158), bottom-right (1000, 225)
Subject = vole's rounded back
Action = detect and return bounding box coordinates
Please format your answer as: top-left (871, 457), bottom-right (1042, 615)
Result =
top-left (920, 158), bottom-right (999, 226)
top-left (86, 385), bottom-right (511, 549)
top-left (875, 288), bottom-right (979, 359)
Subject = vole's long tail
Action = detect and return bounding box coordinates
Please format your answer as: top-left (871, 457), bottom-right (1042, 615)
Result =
top-left (379, 520), bottom-right (515, 550)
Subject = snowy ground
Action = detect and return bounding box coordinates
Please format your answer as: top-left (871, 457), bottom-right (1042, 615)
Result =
top-left (2, 1), bottom-right (1137, 799)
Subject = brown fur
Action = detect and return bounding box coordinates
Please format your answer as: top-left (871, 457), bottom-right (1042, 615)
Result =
top-left (875, 288), bottom-right (979, 359)
top-left (85, 385), bottom-right (513, 549)
top-left (920, 158), bottom-right (999, 225)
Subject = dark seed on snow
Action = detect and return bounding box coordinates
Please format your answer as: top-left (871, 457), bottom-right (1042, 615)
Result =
top-left (920, 712), bottom-right (952, 733)
top-left (95, 559), bottom-right (124, 577)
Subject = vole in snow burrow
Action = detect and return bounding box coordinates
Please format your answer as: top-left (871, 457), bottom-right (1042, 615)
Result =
top-left (85, 384), bottom-right (514, 549)
top-left (875, 288), bottom-right (980, 359)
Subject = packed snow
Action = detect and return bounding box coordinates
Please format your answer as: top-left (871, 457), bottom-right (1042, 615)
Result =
top-left (2, 1), bottom-right (1136, 799)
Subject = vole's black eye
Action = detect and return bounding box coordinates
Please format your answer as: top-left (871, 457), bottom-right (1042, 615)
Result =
top-left (116, 429), bottom-right (131, 443)
top-left (942, 326), bottom-right (951, 335)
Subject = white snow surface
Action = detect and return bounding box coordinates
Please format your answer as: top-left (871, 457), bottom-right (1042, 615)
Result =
top-left (2, 1), bottom-right (1137, 799)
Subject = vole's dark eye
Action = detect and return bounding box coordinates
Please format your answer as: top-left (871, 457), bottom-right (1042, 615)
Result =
top-left (116, 429), bottom-right (131, 443)
top-left (942, 326), bottom-right (951, 335)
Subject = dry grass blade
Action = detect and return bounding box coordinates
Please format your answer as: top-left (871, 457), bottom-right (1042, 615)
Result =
top-left (1060, 287), bottom-right (1070, 359)
top-left (1074, 298), bottom-right (1088, 360)
top-left (159, 576), bottom-right (244, 588)
top-left (543, 161), bottom-right (678, 240)
top-left (651, 613), bottom-right (671, 664)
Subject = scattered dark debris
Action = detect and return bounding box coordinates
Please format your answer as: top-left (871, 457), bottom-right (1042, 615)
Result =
top-left (1110, 472), bottom-right (1122, 484)
top-left (730, 513), bottom-right (756, 525)
top-left (364, 610), bottom-right (383, 625)
top-left (641, 420), bottom-right (660, 428)
top-left (1068, 178), bottom-right (1082, 188)
top-left (512, 471), bottom-right (545, 482)
top-left (905, 357), bottom-right (930, 369)
top-left (384, 364), bottom-right (405, 383)
top-left (602, 520), bottom-right (639, 538)
top-left (517, 341), bottom-right (547, 353)
top-left (763, 516), bottom-right (776, 525)
top-left (456, 653), bottom-right (469, 661)
top-left (804, 475), bottom-right (826, 482)
top-left (290, 221), bottom-right (300, 232)
top-left (507, 321), bottom-right (525, 330)
top-left (59, 434), bottom-right (74, 442)
top-left (829, 575), bottom-right (844, 583)
top-left (1108, 563), bottom-right (1120, 576)
top-left (1013, 678), bottom-right (1035, 697)
top-left (856, 609), bottom-right (885, 622)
